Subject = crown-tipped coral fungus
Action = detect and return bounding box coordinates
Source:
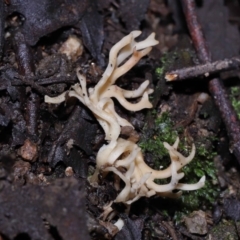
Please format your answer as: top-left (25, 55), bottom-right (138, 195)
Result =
top-left (45, 31), bottom-right (205, 222)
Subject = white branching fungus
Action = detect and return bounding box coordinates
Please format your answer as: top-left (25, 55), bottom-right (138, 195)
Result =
top-left (45, 31), bottom-right (205, 218)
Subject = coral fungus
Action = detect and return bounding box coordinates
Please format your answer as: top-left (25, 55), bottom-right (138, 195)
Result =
top-left (45, 31), bottom-right (205, 218)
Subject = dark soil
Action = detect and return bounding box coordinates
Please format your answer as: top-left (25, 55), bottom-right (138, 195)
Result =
top-left (1, 0), bottom-right (240, 239)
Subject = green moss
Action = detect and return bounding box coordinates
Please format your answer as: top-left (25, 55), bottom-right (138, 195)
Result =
top-left (152, 49), bottom-right (197, 108)
top-left (155, 52), bottom-right (177, 80)
top-left (230, 86), bottom-right (240, 119)
top-left (174, 138), bottom-right (219, 222)
top-left (139, 111), bottom-right (219, 221)
top-left (155, 55), bottom-right (168, 79)
top-left (178, 140), bottom-right (219, 212)
top-left (209, 220), bottom-right (238, 240)
top-left (139, 111), bottom-right (179, 170)
top-left (155, 49), bottom-right (195, 80)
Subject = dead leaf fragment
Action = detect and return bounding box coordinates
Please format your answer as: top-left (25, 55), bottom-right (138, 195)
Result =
top-left (19, 139), bottom-right (38, 161)
top-left (184, 210), bottom-right (208, 235)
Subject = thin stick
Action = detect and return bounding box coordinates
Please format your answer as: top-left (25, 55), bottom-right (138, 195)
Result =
top-left (165, 56), bottom-right (240, 81)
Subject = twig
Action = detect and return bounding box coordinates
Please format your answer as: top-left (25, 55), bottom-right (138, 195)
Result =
top-left (14, 75), bottom-right (53, 96)
top-left (161, 221), bottom-right (180, 240)
top-left (1, 73), bottom-right (57, 95)
top-left (13, 33), bottom-right (52, 95)
top-left (165, 56), bottom-right (240, 81)
top-left (0, 0), bottom-right (4, 58)
top-left (181, 0), bottom-right (240, 162)
top-left (14, 31), bottom-right (39, 142)
top-left (1, 67), bottom-right (75, 93)
top-left (35, 73), bottom-right (76, 85)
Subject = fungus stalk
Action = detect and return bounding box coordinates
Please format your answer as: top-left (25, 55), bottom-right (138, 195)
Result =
top-left (45, 31), bottom-right (205, 216)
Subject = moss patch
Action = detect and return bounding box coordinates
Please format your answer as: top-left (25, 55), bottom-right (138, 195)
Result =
top-left (208, 220), bottom-right (238, 240)
top-left (139, 111), bottom-right (179, 170)
top-left (139, 111), bottom-right (219, 220)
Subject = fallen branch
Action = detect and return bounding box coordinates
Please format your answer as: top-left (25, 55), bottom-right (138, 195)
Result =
top-left (181, 0), bottom-right (240, 162)
top-left (165, 56), bottom-right (240, 81)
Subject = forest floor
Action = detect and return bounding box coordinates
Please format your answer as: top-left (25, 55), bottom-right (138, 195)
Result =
top-left (1, 0), bottom-right (240, 239)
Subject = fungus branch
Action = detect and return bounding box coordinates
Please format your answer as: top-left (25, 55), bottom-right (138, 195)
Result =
top-left (45, 31), bottom-right (205, 220)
